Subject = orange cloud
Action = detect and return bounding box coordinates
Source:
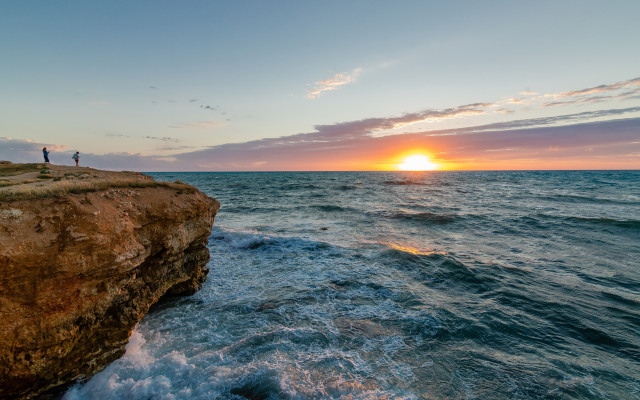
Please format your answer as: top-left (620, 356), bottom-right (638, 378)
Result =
top-left (166, 115), bottom-right (640, 171)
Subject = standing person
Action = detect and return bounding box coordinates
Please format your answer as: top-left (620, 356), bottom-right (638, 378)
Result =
top-left (42, 147), bottom-right (50, 163)
top-left (72, 151), bottom-right (80, 167)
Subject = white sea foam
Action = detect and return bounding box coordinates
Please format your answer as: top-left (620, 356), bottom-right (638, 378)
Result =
top-left (213, 227), bottom-right (273, 249)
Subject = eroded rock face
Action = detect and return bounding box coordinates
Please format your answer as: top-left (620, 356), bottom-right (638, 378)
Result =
top-left (0, 185), bottom-right (219, 399)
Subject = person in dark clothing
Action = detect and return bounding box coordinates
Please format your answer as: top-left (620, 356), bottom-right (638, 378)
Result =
top-left (42, 147), bottom-right (50, 163)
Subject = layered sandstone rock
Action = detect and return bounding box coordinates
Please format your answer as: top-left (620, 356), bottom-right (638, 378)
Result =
top-left (0, 173), bottom-right (219, 399)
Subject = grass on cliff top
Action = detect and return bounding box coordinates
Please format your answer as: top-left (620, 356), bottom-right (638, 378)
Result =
top-left (0, 178), bottom-right (196, 201)
top-left (0, 163), bottom-right (46, 177)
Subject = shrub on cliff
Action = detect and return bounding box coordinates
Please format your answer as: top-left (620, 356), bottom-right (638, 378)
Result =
top-left (0, 163), bottom-right (45, 177)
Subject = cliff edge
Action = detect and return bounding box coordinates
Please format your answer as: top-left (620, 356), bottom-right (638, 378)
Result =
top-left (0, 164), bottom-right (220, 399)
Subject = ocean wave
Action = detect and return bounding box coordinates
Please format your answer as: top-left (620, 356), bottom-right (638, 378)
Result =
top-left (381, 246), bottom-right (494, 290)
top-left (337, 184), bottom-right (360, 190)
top-left (488, 285), bottom-right (640, 357)
top-left (277, 183), bottom-right (321, 190)
top-left (600, 290), bottom-right (640, 308)
top-left (547, 193), bottom-right (639, 205)
top-left (310, 204), bottom-right (353, 213)
top-left (370, 209), bottom-right (458, 224)
top-left (383, 179), bottom-right (426, 186)
top-left (211, 227), bottom-right (336, 253)
top-left (211, 229), bottom-right (273, 249)
top-left (549, 311), bottom-right (637, 351)
top-left (380, 242), bottom-right (443, 257)
top-left (206, 327), bottom-right (332, 359)
top-left (226, 183), bottom-right (252, 189)
top-left (566, 216), bottom-right (640, 229)
top-left (538, 214), bottom-right (640, 230)
top-left (63, 329), bottom-right (412, 400)
top-left (220, 205), bottom-right (284, 214)
top-left (396, 203), bottom-right (461, 211)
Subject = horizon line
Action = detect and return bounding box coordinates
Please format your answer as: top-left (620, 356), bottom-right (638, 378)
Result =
top-left (142, 168), bottom-right (640, 173)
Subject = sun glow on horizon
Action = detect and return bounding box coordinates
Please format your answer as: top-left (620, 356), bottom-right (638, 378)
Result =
top-left (396, 154), bottom-right (440, 171)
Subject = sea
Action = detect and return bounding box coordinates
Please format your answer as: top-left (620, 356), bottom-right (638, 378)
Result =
top-left (63, 170), bottom-right (640, 400)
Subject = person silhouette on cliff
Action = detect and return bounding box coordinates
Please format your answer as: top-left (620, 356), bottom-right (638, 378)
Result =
top-left (42, 147), bottom-right (50, 163)
top-left (72, 151), bottom-right (80, 167)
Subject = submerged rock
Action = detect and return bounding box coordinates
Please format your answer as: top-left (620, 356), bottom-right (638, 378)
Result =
top-left (0, 171), bottom-right (219, 399)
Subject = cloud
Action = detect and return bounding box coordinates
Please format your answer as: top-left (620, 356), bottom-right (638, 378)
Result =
top-left (155, 145), bottom-right (200, 151)
top-left (505, 97), bottom-right (527, 105)
top-left (0, 138), bottom-right (176, 170)
top-left (306, 68), bottom-right (362, 99)
top-left (4, 77), bottom-right (639, 171)
top-left (543, 76), bottom-right (640, 107)
top-left (162, 104), bottom-right (638, 169)
top-left (269, 103), bottom-right (494, 145)
top-left (427, 107), bottom-right (640, 135)
top-left (3, 113), bottom-right (638, 171)
top-left (0, 138), bottom-right (70, 164)
top-left (167, 116), bottom-right (640, 171)
top-left (0, 137), bottom-right (67, 157)
top-left (144, 136), bottom-right (180, 142)
top-left (76, 152), bottom-right (178, 170)
top-left (556, 77), bottom-right (640, 98)
top-left (169, 121), bottom-right (227, 130)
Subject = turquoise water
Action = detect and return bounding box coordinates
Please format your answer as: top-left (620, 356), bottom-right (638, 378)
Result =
top-left (65, 171), bottom-right (640, 399)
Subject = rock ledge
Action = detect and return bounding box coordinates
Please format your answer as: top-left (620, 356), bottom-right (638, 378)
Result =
top-left (0, 167), bottom-right (219, 399)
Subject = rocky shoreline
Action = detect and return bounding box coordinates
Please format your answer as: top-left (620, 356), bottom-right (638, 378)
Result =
top-left (0, 164), bottom-right (220, 399)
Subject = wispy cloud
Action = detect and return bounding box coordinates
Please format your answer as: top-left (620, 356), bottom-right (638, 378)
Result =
top-left (556, 77), bottom-right (640, 98)
top-left (427, 107), bottom-right (640, 135)
top-left (260, 103), bottom-right (494, 145)
top-left (169, 121), bottom-right (227, 130)
top-left (306, 68), bottom-right (362, 99)
top-left (144, 136), bottom-right (180, 142)
top-left (543, 76), bottom-right (640, 107)
top-left (155, 145), bottom-right (200, 151)
top-left (200, 105), bottom-right (218, 111)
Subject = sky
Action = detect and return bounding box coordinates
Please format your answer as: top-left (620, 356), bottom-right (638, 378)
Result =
top-left (1, 0), bottom-right (639, 171)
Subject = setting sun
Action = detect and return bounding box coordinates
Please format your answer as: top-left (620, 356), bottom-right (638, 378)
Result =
top-left (397, 154), bottom-right (439, 171)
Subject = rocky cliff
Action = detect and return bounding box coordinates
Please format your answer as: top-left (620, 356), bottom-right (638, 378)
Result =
top-left (0, 167), bottom-right (219, 399)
